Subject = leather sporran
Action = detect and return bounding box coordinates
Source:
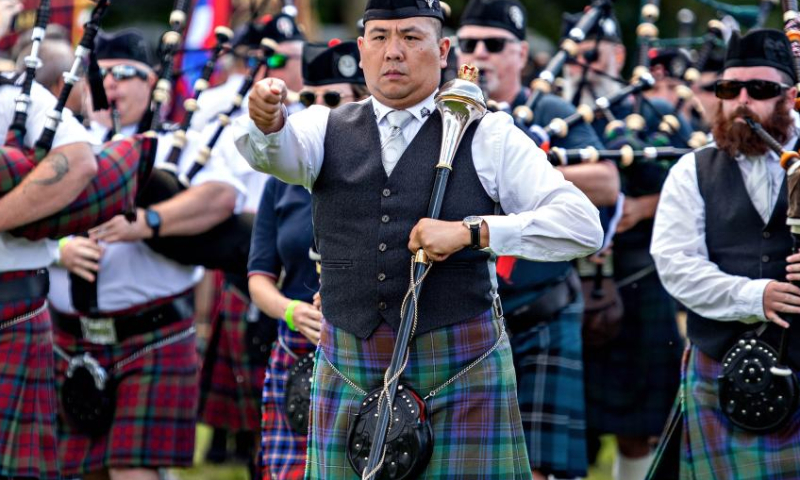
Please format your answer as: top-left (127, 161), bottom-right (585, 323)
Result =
top-left (60, 352), bottom-right (116, 437)
top-left (581, 275), bottom-right (624, 348)
top-left (718, 331), bottom-right (799, 433)
top-left (283, 352), bottom-right (315, 435)
top-left (347, 384), bottom-right (433, 480)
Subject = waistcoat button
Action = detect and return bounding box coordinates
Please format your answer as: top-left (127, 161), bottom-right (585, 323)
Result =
top-left (381, 215), bottom-right (390, 223)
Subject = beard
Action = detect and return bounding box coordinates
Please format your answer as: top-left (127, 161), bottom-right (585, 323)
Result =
top-left (712, 99), bottom-right (794, 157)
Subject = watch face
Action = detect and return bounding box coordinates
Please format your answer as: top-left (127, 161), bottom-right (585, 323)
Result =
top-left (464, 215), bottom-right (482, 227)
top-left (146, 210), bottom-right (161, 228)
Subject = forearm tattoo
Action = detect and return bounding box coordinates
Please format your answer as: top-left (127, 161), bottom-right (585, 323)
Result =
top-left (25, 152), bottom-right (70, 190)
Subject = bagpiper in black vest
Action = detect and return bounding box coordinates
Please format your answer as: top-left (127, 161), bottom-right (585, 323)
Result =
top-left (690, 144), bottom-right (800, 369)
top-left (312, 101), bottom-right (497, 339)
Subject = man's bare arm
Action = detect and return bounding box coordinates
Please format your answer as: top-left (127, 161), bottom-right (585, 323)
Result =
top-left (154, 182), bottom-right (237, 236)
top-left (0, 142), bottom-right (97, 232)
top-left (558, 161), bottom-right (620, 207)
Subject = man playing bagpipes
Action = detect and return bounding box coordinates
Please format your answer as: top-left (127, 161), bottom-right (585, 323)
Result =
top-left (235, 0), bottom-right (604, 478)
top-left (652, 28), bottom-right (800, 479)
top-left (556, 8), bottom-right (687, 479)
top-left (455, 1), bottom-right (618, 478)
top-left (0, 66), bottom-right (96, 480)
top-left (47, 28), bottom-right (247, 480)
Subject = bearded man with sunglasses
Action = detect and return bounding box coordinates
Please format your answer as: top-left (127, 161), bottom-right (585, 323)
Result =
top-left (652, 29), bottom-right (800, 478)
top-left (457, 2), bottom-right (618, 479)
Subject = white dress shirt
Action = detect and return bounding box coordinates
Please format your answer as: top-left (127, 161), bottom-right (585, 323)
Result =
top-left (191, 73), bottom-right (246, 132)
top-left (48, 127), bottom-right (247, 314)
top-left (232, 92), bottom-right (603, 262)
top-left (651, 112), bottom-right (800, 323)
top-left (0, 80), bottom-right (93, 272)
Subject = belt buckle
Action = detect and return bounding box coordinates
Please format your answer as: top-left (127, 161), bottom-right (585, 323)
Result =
top-left (79, 317), bottom-right (118, 345)
top-left (492, 296), bottom-right (504, 320)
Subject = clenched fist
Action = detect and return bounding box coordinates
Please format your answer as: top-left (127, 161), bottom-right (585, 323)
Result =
top-left (250, 77), bottom-right (288, 135)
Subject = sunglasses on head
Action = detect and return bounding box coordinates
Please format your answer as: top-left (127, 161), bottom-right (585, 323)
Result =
top-left (267, 53), bottom-right (301, 70)
top-left (457, 37), bottom-right (514, 54)
top-left (714, 79), bottom-right (791, 101)
top-left (299, 90), bottom-right (353, 108)
top-left (100, 64), bottom-right (149, 81)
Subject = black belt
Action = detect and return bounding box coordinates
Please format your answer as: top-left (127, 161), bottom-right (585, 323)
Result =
top-left (504, 272), bottom-right (580, 333)
top-left (0, 269), bottom-right (49, 304)
top-left (52, 297), bottom-right (193, 345)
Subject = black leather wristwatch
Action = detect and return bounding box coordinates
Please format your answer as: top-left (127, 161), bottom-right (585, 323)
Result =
top-left (462, 216), bottom-right (484, 250)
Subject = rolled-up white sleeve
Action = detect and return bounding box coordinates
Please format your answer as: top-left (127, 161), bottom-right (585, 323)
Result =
top-left (232, 105), bottom-right (329, 190)
top-left (651, 151), bottom-right (768, 323)
top-left (474, 111), bottom-right (603, 261)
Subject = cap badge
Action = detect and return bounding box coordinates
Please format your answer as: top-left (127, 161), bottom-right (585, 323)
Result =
top-left (509, 6), bottom-right (524, 31)
top-left (277, 17), bottom-right (295, 37)
top-left (338, 55), bottom-right (358, 77)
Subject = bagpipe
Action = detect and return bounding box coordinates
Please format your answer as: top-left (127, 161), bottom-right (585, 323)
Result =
top-left (513, 0), bottom-right (614, 127)
top-left (783, 0), bottom-right (800, 109)
top-left (346, 66), bottom-right (486, 480)
top-left (134, 7), bottom-right (278, 276)
top-left (1, 0), bottom-right (157, 241)
top-left (547, 145), bottom-right (690, 168)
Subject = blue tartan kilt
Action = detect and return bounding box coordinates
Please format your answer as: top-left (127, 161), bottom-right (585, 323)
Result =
top-left (305, 311), bottom-right (532, 480)
top-left (681, 346), bottom-right (800, 480)
top-left (584, 267), bottom-right (683, 436)
top-left (509, 293), bottom-right (588, 478)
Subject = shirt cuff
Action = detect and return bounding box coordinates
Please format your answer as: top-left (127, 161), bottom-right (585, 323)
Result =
top-left (246, 105), bottom-right (288, 150)
top-left (740, 278), bottom-right (773, 322)
top-left (481, 215), bottom-right (520, 256)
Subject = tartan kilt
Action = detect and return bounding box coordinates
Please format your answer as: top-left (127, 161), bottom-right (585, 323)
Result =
top-left (0, 298), bottom-right (60, 480)
top-left (261, 324), bottom-right (316, 480)
top-left (584, 267), bottom-right (683, 436)
top-left (306, 310), bottom-right (532, 480)
top-left (199, 280), bottom-right (267, 432)
top-left (509, 294), bottom-right (588, 478)
top-left (680, 346), bottom-right (800, 480)
top-left (0, 134), bottom-right (156, 241)
top-left (54, 309), bottom-right (198, 476)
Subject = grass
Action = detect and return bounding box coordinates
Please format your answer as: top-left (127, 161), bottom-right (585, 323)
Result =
top-left (171, 426), bottom-right (618, 480)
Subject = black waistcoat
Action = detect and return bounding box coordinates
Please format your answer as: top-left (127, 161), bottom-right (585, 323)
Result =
top-left (312, 102), bottom-right (496, 339)
top-left (689, 145), bottom-right (800, 369)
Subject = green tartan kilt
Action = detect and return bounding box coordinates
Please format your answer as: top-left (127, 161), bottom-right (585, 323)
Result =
top-left (305, 311), bottom-right (533, 480)
top-left (681, 346), bottom-right (800, 480)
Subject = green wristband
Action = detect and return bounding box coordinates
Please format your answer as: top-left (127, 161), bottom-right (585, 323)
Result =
top-left (284, 300), bottom-right (301, 332)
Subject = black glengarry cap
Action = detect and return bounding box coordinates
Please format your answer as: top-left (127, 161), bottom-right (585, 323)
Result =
top-left (460, 0), bottom-right (527, 40)
top-left (303, 40), bottom-right (365, 86)
top-left (363, 0), bottom-right (444, 23)
top-left (95, 29), bottom-right (153, 66)
top-left (724, 28), bottom-right (797, 84)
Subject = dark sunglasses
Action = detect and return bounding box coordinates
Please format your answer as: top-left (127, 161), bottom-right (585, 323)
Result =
top-left (299, 90), bottom-right (352, 108)
top-left (457, 37), bottom-right (514, 54)
top-left (100, 64), bottom-right (149, 81)
top-left (714, 79), bottom-right (791, 101)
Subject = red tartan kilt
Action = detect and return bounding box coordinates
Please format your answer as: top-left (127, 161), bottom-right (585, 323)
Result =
top-left (0, 305), bottom-right (60, 480)
top-left (0, 134), bottom-right (156, 240)
top-left (199, 281), bottom-right (265, 432)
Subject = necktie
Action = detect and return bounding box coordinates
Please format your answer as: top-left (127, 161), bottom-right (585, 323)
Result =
top-left (381, 110), bottom-right (414, 176)
top-left (746, 156), bottom-right (774, 224)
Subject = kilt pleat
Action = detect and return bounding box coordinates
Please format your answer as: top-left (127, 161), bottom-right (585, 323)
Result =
top-left (584, 270), bottom-right (683, 436)
top-left (681, 346), bottom-right (800, 480)
top-left (305, 311), bottom-right (533, 480)
top-left (0, 305), bottom-right (60, 480)
top-left (261, 324), bottom-right (316, 480)
top-left (199, 280), bottom-right (267, 433)
top-left (54, 314), bottom-right (198, 476)
top-left (509, 295), bottom-right (588, 478)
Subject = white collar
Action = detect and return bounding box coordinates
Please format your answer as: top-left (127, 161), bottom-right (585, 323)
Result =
top-left (370, 90), bottom-right (437, 124)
